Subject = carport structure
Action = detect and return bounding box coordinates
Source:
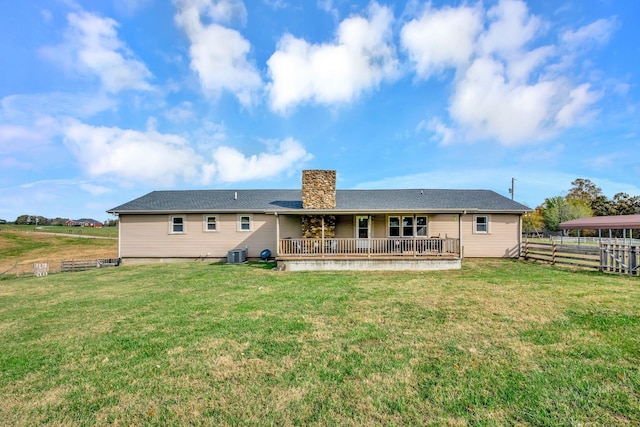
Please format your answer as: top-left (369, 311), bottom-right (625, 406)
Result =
top-left (560, 214), bottom-right (640, 276)
top-left (559, 214), bottom-right (640, 244)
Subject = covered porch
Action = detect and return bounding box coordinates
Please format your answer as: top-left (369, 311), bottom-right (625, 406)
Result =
top-left (273, 211), bottom-right (463, 271)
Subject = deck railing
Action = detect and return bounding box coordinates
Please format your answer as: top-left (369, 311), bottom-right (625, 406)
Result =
top-left (278, 238), bottom-right (460, 257)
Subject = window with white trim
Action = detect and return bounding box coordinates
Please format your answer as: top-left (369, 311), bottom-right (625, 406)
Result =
top-left (474, 215), bottom-right (489, 233)
top-left (238, 214), bottom-right (252, 231)
top-left (388, 215), bottom-right (428, 237)
top-left (204, 215), bottom-right (218, 232)
top-left (170, 216), bottom-right (185, 234)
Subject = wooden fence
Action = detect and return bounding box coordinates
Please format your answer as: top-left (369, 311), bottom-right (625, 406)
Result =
top-left (522, 241), bottom-right (639, 276)
top-left (0, 258), bottom-right (121, 279)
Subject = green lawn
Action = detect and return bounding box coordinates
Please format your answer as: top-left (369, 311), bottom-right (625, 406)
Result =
top-left (0, 260), bottom-right (638, 425)
top-left (2, 225), bottom-right (118, 238)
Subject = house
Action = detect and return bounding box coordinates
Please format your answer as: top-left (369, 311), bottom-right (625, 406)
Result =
top-left (66, 218), bottom-right (103, 228)
top-left (107, 170), bottom-right (532, 271)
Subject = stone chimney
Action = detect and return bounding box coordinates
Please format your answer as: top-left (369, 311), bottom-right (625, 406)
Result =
top-left (302, 170), bottom-right (336, 209)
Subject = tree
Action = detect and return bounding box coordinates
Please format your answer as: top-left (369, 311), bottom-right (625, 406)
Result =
top-left (523, 206), bottom-right (544, 235)
top-left (591, 195), bottom-right (613, 217)
top-left (14, 215), bottom-right (51, 226)
top-left (611, 193), bottom-right (640, 216)
top-left (566, 178), bottom-right (603, 204)
top-left (543, 196), bottom-right (592, 232)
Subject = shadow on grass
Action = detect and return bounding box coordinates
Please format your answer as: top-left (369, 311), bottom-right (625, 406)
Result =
top-left (207, 261), bottom-right (277, 270)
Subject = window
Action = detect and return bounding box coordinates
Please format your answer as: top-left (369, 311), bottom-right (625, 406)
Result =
top-left (402, 216), bottom-right (413, 237)
top-left (388, 215), bottom-right (428, 237)
top-left (238, 215), bottom-right (252, 232)
top-left (475, 215), bottom-right (489, 233)
top-left (171, 216), bottom-right (185, 234)
top-left (416, 216), bottom-right (428, 236)
top-left (204, 215), bottom-right (218, 232)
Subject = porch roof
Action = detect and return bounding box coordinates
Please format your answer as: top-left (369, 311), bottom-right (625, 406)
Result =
top-left (108, 189), bottom-right (531, 214)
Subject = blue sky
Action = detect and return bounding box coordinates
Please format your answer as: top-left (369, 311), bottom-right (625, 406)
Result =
top-left (1, 0), bottom-right (639, 222)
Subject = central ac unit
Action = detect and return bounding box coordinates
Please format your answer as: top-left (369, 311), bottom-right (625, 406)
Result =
top-left (227, 249), bottom-right (247, 264)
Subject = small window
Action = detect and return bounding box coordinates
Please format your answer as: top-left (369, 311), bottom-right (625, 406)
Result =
top-left (238, 215), bottom-right (252, 232)
top-left (171, 216), bottom-right (185, 234)
top-left (475, 216), bottom-right (489, 234)
top-left (204, 215), bottom-right (218, 232)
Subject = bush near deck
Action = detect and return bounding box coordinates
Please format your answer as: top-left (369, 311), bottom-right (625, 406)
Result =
top-left (0, 259), bottom-right (638, 426)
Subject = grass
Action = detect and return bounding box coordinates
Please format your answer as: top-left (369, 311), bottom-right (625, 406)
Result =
top-left (0, 259), bottom-right (638, 425)
top-left (1, 225), bottom-right (118, 238)
top-left (0, 229), bottom-right (117, 275)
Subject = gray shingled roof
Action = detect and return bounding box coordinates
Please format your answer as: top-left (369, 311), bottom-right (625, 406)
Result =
top-left (108, 189), bottom-right (531, 214)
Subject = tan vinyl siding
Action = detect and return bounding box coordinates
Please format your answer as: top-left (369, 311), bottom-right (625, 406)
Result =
top-left (460, 214), bottom-right (520, 258)
top-left (120, 213), bottom-right (277, 259)
top-left (428, 214), bottom-right (461, 239)
top-left (335, 215), bottom-right (354, 238)
top-left (279, 215), bottom-right (302, 239)
top-left (372, 216), bottom-right (386, 238)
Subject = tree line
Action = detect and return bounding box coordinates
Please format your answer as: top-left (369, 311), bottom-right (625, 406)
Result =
top-left (524, 178), bottom-right (640, 236)
top-left (3, 215), bottom-right (118, 227)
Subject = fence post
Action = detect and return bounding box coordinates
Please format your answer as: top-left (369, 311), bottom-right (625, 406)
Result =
top-left (552, 241), bottom-right (557, 265)
top-left (630, 246), bottom-right (637, 277)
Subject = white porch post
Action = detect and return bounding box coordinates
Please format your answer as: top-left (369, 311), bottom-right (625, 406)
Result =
top-left (276, 213), bottom-right (280, 256)
top-left (458, 213), bottom-right (463, 259)
top-left (321, 216), bottom-right (325, 256)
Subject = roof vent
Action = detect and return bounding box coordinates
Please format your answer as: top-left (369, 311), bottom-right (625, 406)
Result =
top-left (234, 191), bottom-right (237, 200)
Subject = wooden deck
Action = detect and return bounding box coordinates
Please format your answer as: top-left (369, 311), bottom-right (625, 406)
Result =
top-left (278, 237), bottom-right (460, 259)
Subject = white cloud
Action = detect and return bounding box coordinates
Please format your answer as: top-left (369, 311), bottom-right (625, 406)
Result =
top-left (40, 10), bottom-right (153, 92)
top-left (164, 101), bottom-right (195, 122)
top-left (61, 119), bottom-right (310, 185)
top-left (555, 83), bottom-right (601, 128)
top-left (561, 17), bottom-right (617, 47)
top-left (267, 2), bottom-right (398, 113)
top-left (0, 116), bottom-right (60, 152)
top-left (212, 137), bottom-right (312, 182)
top-left (450, 57), bottom-right (559, 144)
top-left (418, 117), bottom-right (455, 146)
top-left (317, 0), bottom-right (338, 20)
top-left (479, 0), bottom-right (541, 57)
top-left (174, 0), bottom-right (261, 106)
top-left (1, 92), bottom-right (115, 121)
top-left (61, 119), bottom-right (202, 184)
top-left (401, 4), bottom-right (482, 78)
top-left (405, 0), bottom-right (609, 145)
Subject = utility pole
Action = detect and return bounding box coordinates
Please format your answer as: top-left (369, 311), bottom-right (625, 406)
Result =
top-left (508, 178), bottom-right (515, 200)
